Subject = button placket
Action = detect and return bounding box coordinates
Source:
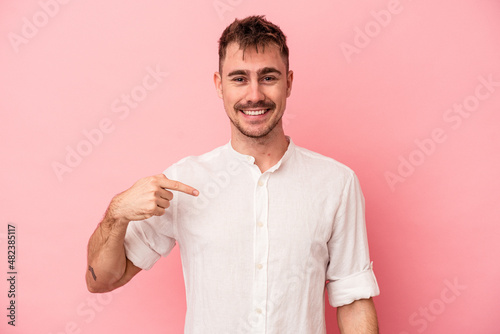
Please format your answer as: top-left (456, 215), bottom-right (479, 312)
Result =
top-left (251, 173), bottom-right (270, 332)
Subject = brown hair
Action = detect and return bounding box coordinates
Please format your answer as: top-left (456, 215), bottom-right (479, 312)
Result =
top-left (218, 15), bottom-right (289, 74)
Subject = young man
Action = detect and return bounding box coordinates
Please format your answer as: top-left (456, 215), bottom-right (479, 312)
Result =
top-left (86, 15), bottom-right (380, 333)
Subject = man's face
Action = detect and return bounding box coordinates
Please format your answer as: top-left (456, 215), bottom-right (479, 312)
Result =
top-left (214, 42), bottom-right (293, 139)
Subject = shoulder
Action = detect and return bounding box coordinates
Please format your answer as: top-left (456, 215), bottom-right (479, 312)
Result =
top-left (163, 144), bottom-right (230, 177)
top-left (291, 144), bottom-right (356, 180)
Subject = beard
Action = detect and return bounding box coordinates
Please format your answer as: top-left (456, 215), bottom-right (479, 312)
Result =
top-left (230, 112), bottom-right (283, 138)
top-left (230, 100), bottom-right (281, 138)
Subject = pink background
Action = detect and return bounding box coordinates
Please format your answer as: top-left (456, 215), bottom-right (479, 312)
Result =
top-left (1, 0), bottom-right (499, 333)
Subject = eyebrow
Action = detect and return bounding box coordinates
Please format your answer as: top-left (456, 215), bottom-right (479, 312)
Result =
top-left (227, 69), bottom-right (248, 77)
top-left (227, 67), bottom-right (282, 77)
top-left (258, 67), bottom-right (282, 76)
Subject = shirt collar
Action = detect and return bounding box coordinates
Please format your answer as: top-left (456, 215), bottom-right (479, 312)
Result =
top-left (226, 136), bottom-right (295, 172)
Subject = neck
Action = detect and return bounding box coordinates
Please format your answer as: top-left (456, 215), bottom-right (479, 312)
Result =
top-left (231, 126), bottom-right (289, 173)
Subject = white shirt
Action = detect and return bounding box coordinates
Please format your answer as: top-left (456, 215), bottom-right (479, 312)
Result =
top-left (124, 138), bottom-right (380, 334)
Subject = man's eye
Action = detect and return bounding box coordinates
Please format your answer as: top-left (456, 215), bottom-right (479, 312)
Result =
top-left (232, 77), bottom-right (245, 82)
top-left (262, 76), bottom-right (276, 82)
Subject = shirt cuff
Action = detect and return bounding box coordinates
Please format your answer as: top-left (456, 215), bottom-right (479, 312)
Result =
top-left (124, 223), bottom-right (162, 271)
top-left (327, 262), bottom-right (380, 307)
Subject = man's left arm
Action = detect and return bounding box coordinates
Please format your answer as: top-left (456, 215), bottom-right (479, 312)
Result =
top-left (326, 172), bottom-right (380, 332)
top-left (337, 297), bottom-right (378, 334)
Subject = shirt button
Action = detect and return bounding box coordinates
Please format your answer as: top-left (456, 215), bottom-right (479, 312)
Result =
top-left (256, 264), bottom-right (263, 270)
top-left (258, 180), bottom-right (264, 187)
top-left (256, 308), bottom-right (263, 314)
top-left (257, 221), bottom-right (264, 227)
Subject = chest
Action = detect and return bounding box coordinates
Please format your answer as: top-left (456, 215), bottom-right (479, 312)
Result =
top-left (174, 170), bottom-right (340, 262)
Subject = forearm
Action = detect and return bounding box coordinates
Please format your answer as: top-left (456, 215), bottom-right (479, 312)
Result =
top-left (86, 207), bottom-right (130, 293)
top-left (337, 298), bottom-right (379, 334)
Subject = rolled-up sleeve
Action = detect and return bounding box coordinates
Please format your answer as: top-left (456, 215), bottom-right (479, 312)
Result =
top-left (326, 172), bottom-right (380, 307)
top-left (124, 215), bottom-right (176, 270)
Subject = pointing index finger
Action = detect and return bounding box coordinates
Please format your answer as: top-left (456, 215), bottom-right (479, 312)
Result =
top-left (161, 178), bottom-right (199, 196)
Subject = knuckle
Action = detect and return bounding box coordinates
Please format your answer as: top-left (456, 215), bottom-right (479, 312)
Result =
top-left (155, 174), bottom-right (167, 184)
top-left (146, 202), bottom-right (157, 213)
top-left (147, 192), bottom-right (156, 202)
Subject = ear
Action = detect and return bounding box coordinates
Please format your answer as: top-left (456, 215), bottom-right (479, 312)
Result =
top-left (214, 72), bottom-right (223, 99)
top-left (286, 70), bottom-right (294, 98)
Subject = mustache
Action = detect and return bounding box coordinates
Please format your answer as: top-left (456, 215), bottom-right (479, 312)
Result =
top-left (234, 100), bottom-right (276, 110)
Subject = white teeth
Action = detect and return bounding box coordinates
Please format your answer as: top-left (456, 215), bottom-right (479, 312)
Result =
top-left (242, 109), bottom-right (267, 116)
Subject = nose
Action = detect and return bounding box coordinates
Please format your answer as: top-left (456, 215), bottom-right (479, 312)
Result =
top-left (245, 80), bottom-right (265, 104)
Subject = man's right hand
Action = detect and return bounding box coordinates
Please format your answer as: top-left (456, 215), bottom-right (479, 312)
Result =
top-left (110, 174), bottom-right (199, 222)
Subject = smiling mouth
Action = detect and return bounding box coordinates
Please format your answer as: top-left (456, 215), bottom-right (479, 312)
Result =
top-left (240, 109), bottom-right (270, 116)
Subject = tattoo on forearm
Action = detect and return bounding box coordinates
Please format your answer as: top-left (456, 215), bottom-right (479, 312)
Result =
top-left (88, 265), bottom-right (97, 281)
